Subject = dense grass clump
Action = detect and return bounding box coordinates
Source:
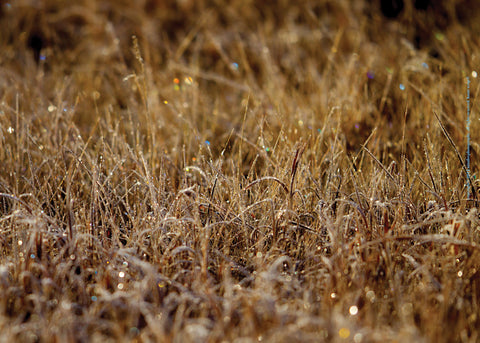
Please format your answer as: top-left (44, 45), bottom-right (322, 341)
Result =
top-left (1, 1), bottom-right (480, 341)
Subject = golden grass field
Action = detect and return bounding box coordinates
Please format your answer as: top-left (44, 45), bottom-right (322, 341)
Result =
top-left (1, 0), bottom-right (480, 342)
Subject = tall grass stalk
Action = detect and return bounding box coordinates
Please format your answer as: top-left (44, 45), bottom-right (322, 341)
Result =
top-left (0, 1), bottom-right (479, 342)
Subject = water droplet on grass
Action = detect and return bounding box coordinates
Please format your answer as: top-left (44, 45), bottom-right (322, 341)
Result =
top-left (435, 32), bottom-right (445, 41)
top-left (349, 305), bottom-right (358, 315)
top-left (339, 328), bottom-right (350, 339)
top-left (353, 333), bottom-right (363, 342)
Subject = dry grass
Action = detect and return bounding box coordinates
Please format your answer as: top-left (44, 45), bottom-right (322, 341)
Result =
top-left (1, 0), bottom-right (480, 342)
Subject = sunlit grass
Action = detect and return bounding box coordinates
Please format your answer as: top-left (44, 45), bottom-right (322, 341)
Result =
top-left (0, 1), bottom-right (480, 342)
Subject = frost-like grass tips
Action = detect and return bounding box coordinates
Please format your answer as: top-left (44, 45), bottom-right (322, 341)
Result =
top-left (0, 1), bottom-right (479, 342)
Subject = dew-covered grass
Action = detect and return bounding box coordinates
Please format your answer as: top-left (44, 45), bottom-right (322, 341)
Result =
top-left (1, 1), bottom-right (480, 342)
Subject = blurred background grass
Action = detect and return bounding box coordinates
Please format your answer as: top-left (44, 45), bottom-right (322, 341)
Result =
top-left (1, 1), bottom-right (480, 342)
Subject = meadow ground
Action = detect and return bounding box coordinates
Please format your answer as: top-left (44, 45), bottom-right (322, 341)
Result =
top-left (1, 1), bottom-right (480, 342)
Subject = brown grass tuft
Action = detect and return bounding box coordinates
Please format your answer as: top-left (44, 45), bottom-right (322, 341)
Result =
top-left (1, 0), bottom-right (480, 341)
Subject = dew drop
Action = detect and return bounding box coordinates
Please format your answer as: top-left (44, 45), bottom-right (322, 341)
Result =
top-left (349, 305), bottom-right (359, 315)
top-left (435, 32), bottom-right (445, 41)
top-left (353, 333), bottom-right (363, 343)
top-left (339, 328), bottom-right (350, 339)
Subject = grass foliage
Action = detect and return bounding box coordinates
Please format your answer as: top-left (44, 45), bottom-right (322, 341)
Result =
top-left (1, 0), bottom-right (480, 341)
